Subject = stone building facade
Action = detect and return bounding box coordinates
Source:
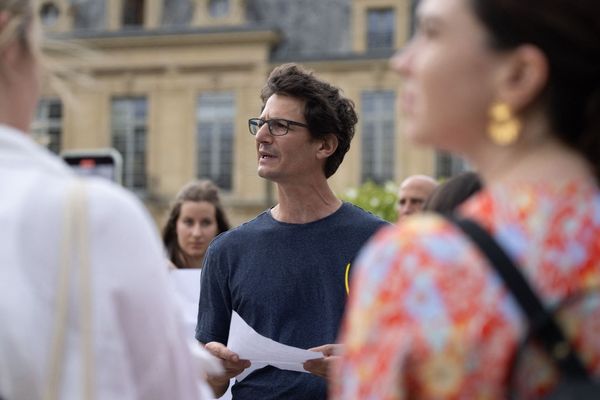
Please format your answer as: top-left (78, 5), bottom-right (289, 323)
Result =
top-left (34, 0), bottom-right (456, 226)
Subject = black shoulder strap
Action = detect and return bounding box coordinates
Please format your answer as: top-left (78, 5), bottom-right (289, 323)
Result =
top-left (445, 215), bottom-right (590, 378)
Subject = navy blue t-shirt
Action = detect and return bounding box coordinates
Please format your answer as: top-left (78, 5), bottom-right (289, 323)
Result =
top-left (196, 202), bottom-right (388, 399)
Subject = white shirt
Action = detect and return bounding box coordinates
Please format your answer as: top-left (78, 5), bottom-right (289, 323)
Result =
top-left (170, 269), bottom-right (203, 338)
top-left (0, 125), bottom-right (219, 399)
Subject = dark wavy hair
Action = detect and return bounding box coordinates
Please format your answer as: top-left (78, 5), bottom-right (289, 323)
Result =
top-left (260, 63), bottom-right (359, 178)
top-left (471, 0), bottom-right (600, 181)
top-left (162, 180), bottom-right (230, 268)
top-left (423, 171), bottom-right (482, 213)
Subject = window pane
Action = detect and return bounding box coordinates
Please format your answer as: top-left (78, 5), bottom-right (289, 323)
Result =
top-left (209, 0), bottom-right (229, 18)
top-left (48, 102), bottom-right (62, 118)
top-left (162, 0), bottom-right (193, 26)
top-left (122, 0), bottom-right (144, 27)
top-left (436, 151), bottom-right (468, 178)
top-left (197, 92), bottom-right (235, 191)
top-left (367, 8), bottom-right (395, 50)
top-left (111, 97), bottom-right (147, 193)
top-left (32, 98), bottom-right (62, 155)
top-left (72, 1), bottom-right (106, 30)
top-left (361, 91), bottom-right (395, 184)
top-left (134, 98), bottom-right (147, 119)
top-left (40, 3), bottom-right (60, 28)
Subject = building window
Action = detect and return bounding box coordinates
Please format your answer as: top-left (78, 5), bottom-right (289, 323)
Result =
top-left (209, 0), bottom-right (230, 18)
top-left (32, 98), bottom-right (62, 154)
top-left (367, 8), bottom-right (395, 50)
top-left (111, 97), bottom-right (147, 192)
top-left (162, 0), bottom-right (193, 26)
top-left (39, 2), bottom-right (60, 28)
top-left (361, 91), bottom-right (395, 184)
top-left (197, 92), bottom-right (235, 191)
top-left (73, 1), bottom-right (106, 30)
top-left (409, 0), bottom-right (418, 36)
top-left (436, 151), bottom-right (468, 179)
top-left (122, 0), bottom-right (144, 27)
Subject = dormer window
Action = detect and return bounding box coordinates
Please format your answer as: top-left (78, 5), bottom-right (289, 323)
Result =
top-left (123, 0), bottom-right (145, 27)
top-left (192, 0), bottom-right (242, 27)
top-left (352, 1), bottom-right (408, 53)
top-left (40, 2), bottom-right (60, 28)
top-left (209, 0), bottom-right (230, 18)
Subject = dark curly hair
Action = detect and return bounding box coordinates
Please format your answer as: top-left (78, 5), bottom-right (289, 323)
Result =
top-left (162, 180), bottom-right (230, 268)
top-left (260, 63), bottom-right (359, 178)
top-left (471, 0), bottom-right (600, 181)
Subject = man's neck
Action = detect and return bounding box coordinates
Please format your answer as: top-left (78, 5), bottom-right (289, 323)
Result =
top-left (271, 181), bottom-right (342, 224)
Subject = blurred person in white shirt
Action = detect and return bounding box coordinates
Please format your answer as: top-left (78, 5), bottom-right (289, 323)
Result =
top-left (0, 1), bottom-right (220, 399)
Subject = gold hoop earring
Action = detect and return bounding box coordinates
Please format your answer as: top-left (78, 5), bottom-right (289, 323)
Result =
top-left (488, 102), bottom-right (521, 146)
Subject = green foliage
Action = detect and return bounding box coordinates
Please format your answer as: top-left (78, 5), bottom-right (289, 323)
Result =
top-left (341, 180), bottom-right (398, 223)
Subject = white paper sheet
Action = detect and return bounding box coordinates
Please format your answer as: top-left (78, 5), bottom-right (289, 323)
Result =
top-left (169, 269), bottom-right (202, 337)
top-left (227, 311), bottom-right (323, 381)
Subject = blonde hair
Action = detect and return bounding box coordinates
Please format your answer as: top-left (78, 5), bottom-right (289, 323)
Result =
top-left (0, 0), bottom-right (100, 116)
top-left (0, 0), bottom-right (37, 57)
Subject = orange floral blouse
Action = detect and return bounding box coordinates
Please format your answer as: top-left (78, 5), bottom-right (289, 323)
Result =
top-left (332, 181), bottom-right (600, 399)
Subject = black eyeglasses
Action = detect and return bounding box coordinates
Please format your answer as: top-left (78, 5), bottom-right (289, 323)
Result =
top-left (248, 118), bottom-right (308, 136)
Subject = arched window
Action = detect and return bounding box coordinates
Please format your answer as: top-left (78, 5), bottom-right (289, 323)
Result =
top-left (39, 2), bottom-right (60, 28)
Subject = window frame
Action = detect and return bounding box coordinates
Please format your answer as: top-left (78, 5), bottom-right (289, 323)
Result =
top-left (122, 0), bottom-right (145, 28)
top-left (366, 7), bottom-right (395, 50)
top-left (196, 91), bottom-right (236, 191)
top-left (110, 96), bottom-right (148, 194)
top-left (32, 98), bottom-right (63, 155)
top-left (360, 90), bottom-right (396, 184)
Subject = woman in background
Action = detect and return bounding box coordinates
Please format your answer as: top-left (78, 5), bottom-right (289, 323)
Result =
top-left (0, 1), bottom-right (219, 398)
top-left (163, 179), bottom-right (230, 269)
top-left (333, 0), bottom-right (600, 398)
top-left (163, 180), bottom-right (232, 400)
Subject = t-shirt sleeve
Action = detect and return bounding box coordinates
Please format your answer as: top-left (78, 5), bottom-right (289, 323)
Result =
top-left (196, 238), bottom-right (233, 345)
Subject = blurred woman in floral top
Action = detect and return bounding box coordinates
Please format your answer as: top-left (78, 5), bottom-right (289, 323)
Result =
top-left (332, 0), bottom-right (600, 398)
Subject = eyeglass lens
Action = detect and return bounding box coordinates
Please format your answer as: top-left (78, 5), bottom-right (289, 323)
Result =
top-left (249, 119), bottom-right (289, 136)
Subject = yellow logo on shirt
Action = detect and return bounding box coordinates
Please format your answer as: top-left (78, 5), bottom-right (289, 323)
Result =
top-left (345, 262), bottom-right (351, 295)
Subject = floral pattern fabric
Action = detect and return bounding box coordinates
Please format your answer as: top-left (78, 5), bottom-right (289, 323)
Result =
top-left (332, 182), bottom-right (600, 400)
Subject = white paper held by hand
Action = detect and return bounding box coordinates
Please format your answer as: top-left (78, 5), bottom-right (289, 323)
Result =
top-left (227, 311), bottom-right (322, 381)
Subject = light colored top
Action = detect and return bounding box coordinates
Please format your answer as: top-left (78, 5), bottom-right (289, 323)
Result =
top-left (333, 181), bottom-right (600, 399)
top-left (0, 124), bottom-right (218, 400)
top-left (170, 268), bottom-right (202, 338)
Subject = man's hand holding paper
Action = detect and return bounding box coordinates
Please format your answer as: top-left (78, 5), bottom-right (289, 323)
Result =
top-left (226, 311), bottom-right (325, 381)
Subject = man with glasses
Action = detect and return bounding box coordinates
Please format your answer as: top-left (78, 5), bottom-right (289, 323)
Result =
top-left (196, 63), bottom-right (388, 399)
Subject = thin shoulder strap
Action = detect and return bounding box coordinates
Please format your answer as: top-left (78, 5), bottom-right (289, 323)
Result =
top-left (74, 181), bottom-right (95, 399)
top-left (445, 215), bottom-right (589, 378)
top-left (44, 180), bottom-right (95, 400)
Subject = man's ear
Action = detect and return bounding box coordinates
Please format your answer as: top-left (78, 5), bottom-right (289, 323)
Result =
top-left (316, 134), bottom-right (338, 159)
top-left (494, 44), bottom-right (549, 111)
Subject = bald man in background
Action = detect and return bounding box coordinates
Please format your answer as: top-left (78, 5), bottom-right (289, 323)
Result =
top-left (396, 175), bottom-right (438, 220)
